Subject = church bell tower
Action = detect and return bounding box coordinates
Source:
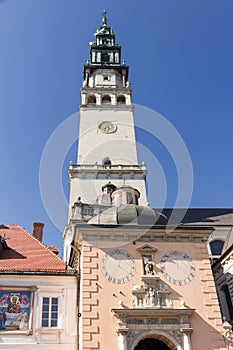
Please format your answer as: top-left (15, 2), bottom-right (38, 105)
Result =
top-left (63, 12), bottom-right (227, 350)
top-left (68, 11), bottom-right (147, 219)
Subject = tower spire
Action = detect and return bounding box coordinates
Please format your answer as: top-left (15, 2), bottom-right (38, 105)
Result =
top-left (83, 12), bottom-right (129, 81)
top-left (102, 10), bottom-right (107, 26)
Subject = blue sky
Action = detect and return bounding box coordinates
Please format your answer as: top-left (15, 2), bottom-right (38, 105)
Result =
top-left (1, 0), bottom-right (233, 255)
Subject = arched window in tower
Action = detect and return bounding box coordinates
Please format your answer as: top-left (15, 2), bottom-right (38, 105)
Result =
top-left (117, 95), bottom-right (126, 104)
top-left (87, 94), bottom-right (96, 104)
top-left (209, 239), bottom-right (225, 256)
top-left (102, 95), bottom-right (111, 104)
top-left (102, 157), bottom-right (111, 168)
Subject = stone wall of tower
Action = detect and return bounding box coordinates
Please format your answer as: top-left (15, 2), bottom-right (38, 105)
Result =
top-left (77, 106), bottom-right (137, 165)
top-left (69, 175), bottom-right (147, 213)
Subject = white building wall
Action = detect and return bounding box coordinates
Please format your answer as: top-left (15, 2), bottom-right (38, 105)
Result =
top-left (78, 107), bottom-right (138, 165)
top-left (0, 274), bottom-right (77, 350)
top-left (89, 69), bottom-right (123, 88)
top-left (69, 176), bottom-right (148, 210)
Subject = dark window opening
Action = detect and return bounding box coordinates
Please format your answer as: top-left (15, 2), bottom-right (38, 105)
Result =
top-left (223, 285), bottom-right (233, 321)
top-left (103, 158), bottom-right (111, 167)
top-left (87, 95), bottom-right (96, 104)
top-left (210, 240), bottom-right (224, 256)
top-left (102, 95), bottom-right (111, 104)
top-left (101, 53), bottom-right (109, 63)
top-left (117, 95), bottom-right (126, 104)
top-left (126, 192), bottom-right (133, 204)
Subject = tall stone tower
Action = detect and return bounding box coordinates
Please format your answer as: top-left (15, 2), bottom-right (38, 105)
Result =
top-left (63, 12), bottom-right (227, 350)
top-left (67, 10), bottom-right (147, 221)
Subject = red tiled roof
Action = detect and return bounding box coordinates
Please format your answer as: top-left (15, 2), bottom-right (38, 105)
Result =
top-left (0, 225), bottom-right (66, 273)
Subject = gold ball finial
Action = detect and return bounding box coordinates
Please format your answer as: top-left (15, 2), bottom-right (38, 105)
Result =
top-left (102, 10), bottom-right (107, 25)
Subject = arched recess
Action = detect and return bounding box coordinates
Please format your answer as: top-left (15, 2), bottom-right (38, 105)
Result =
top-left (87, 94), bottom-right (96, 104)
top-left (130, 330), bottom-right (182, 350)
top-left (117, 95), bottom-right (126, 104)
top-left (102, 94), bottom-right (111, 104)
top-left (134, 338), bottom-right (170, 350)
top-left (102, 157), bottom-right (111, 167)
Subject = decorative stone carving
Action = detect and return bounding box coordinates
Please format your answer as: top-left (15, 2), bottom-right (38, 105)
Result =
top-left (132, 281), bottom-right (172, 308)
top-left (223, 320), bottom-right (233, 347)
top-left (169, 331), bottom-right (183, 347)
top-left (127, 331), bottom-right (144, 350)
top-left (112, 308), bottom-right (194, 350)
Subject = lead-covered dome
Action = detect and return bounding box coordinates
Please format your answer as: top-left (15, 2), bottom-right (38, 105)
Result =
top-left (88, 204), bottom-right (165, 226)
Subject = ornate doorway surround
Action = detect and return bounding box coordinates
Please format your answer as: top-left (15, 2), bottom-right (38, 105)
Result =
top-left (111, 307), bottom-right (194, 350)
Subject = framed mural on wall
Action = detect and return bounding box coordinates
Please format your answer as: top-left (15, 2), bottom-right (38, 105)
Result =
top-left (0, 287), bottom-right (34, 334)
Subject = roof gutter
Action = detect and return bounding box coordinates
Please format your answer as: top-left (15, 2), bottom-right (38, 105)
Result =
top-left (0, 271), bottom-right (76, 276)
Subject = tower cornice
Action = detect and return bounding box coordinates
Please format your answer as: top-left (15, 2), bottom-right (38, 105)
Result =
top-left (79, 105), bottom-right (134, 112)
top-left (68, 163), bottom-right (147, 182)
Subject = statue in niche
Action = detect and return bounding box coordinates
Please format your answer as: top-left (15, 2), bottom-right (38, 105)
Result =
top-left (143, 256), bottom-right (155, 275)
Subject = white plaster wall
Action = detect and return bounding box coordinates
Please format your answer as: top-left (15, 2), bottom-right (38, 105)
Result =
top-left (78, 108), bottom-right (138, 165)
top-left (69, 176), bottom-right (148, 210)
top-left (0, 275), bottom-right (77, 350)
top-left (89, 69), bottom-right (123, 88)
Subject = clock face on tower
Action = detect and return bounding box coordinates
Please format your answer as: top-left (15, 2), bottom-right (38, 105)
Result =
top-left (101, 249), bottom-right (136, 284)
top-left (98, 121), bottom-right (117, 134)
top-left (160, 251), bottom-right (196, 286)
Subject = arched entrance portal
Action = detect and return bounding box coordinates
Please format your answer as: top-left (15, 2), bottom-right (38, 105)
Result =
top-left (134, 338), bottom-right (171, 350)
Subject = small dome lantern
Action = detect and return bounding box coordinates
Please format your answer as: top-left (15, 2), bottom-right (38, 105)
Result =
top-left (111, 186), bottom-right (140, 206)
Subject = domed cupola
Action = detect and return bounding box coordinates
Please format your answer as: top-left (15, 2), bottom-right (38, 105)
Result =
top-left (111, 186), bottom-right (140, 206)
top-left (87, 204), bottom-right (164, 226)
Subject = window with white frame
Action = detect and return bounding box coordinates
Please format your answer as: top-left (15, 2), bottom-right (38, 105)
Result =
top-left (41, 297), bottom-right (59, 328)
